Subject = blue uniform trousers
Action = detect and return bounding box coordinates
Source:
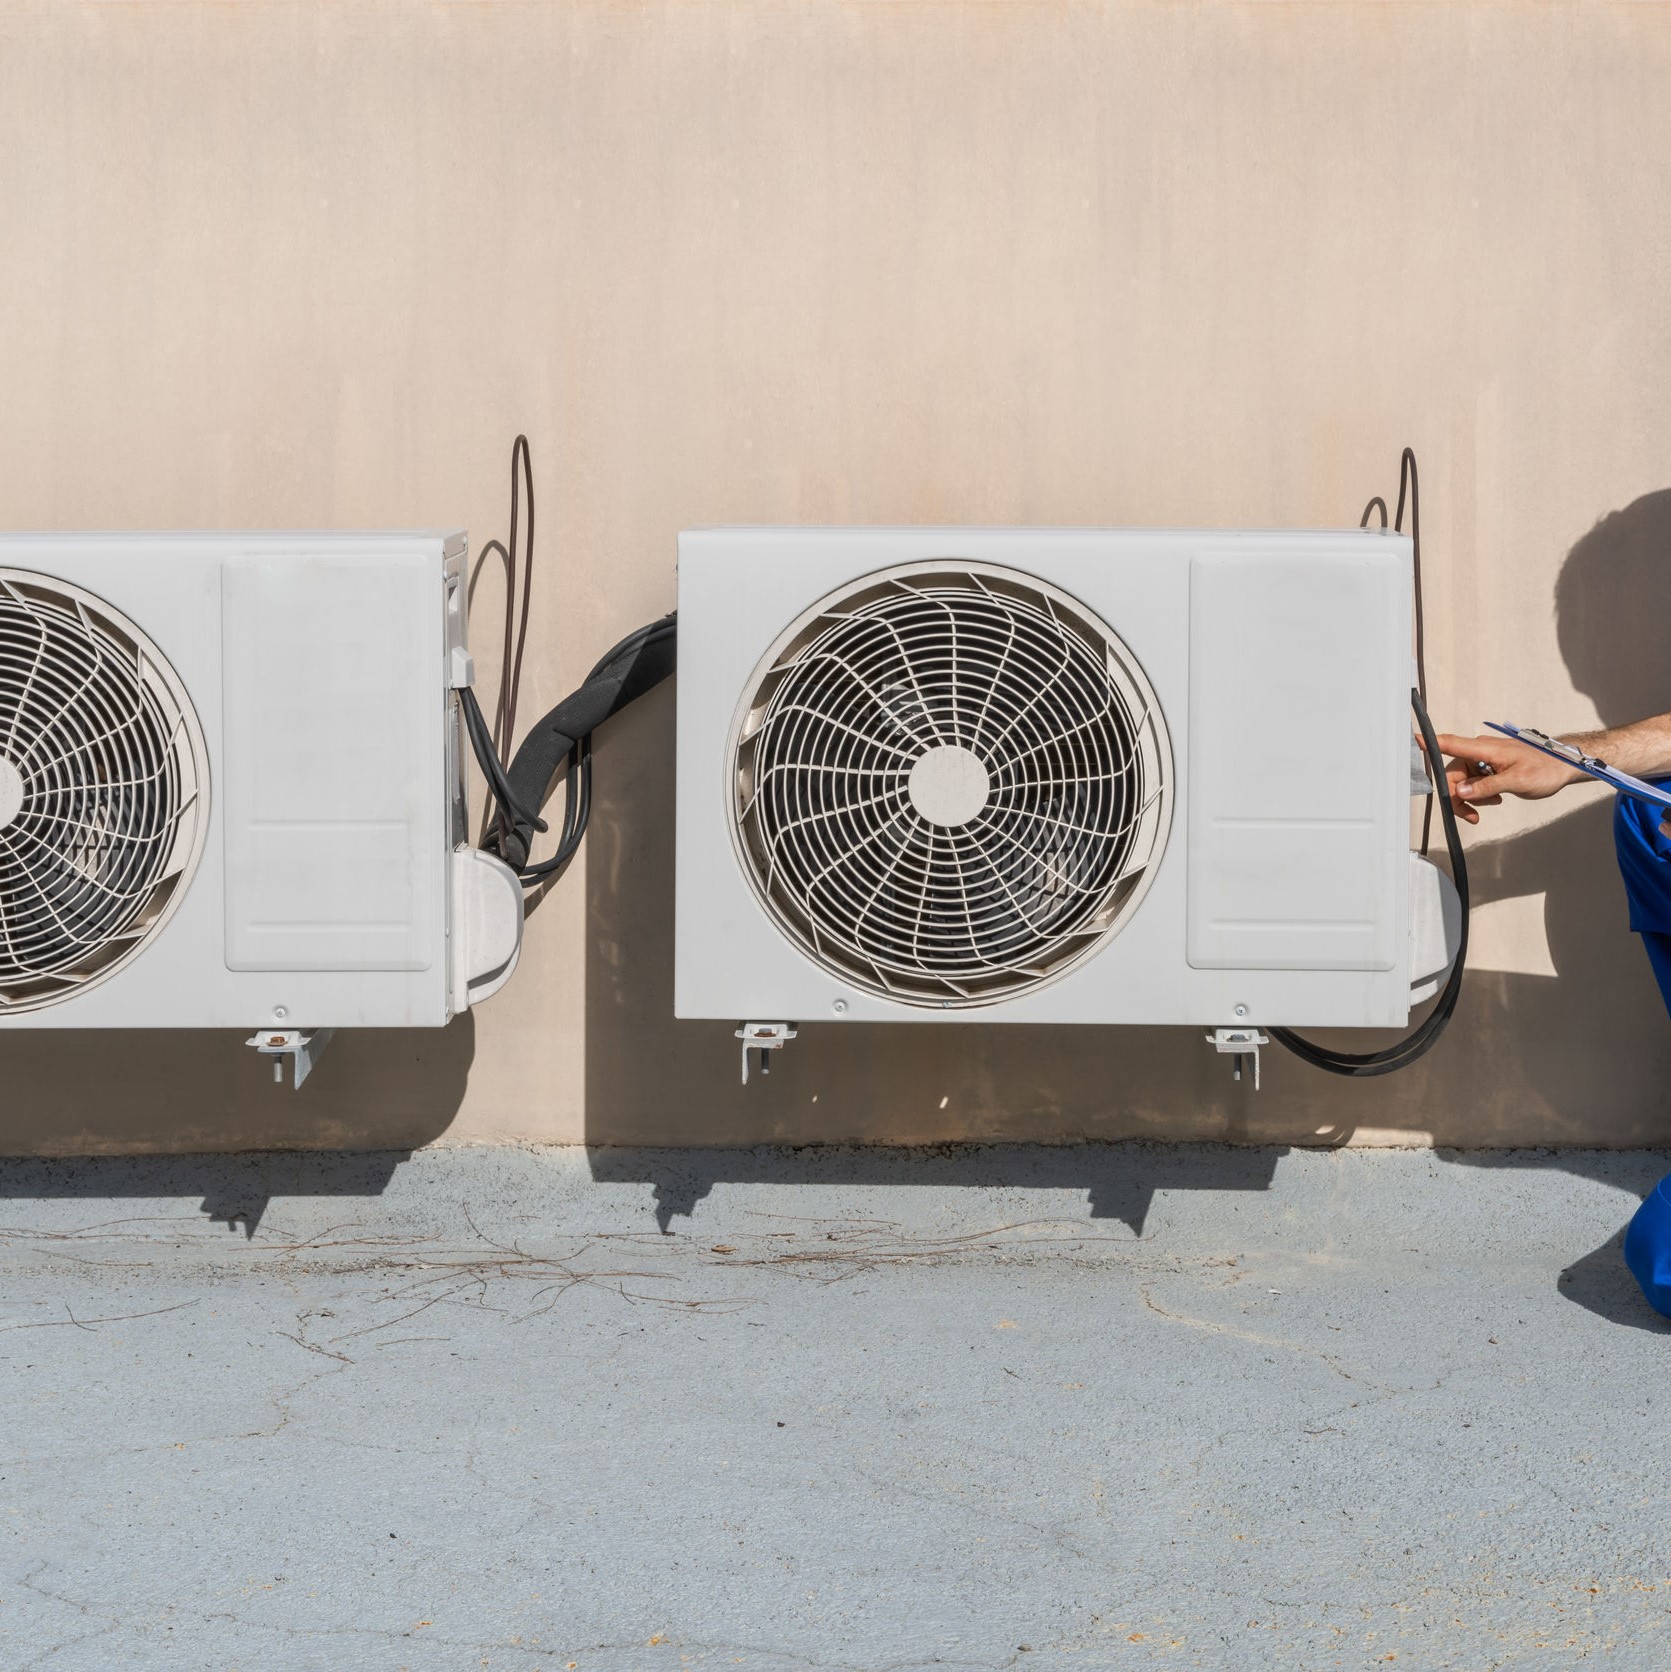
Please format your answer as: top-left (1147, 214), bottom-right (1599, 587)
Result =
top-left (1613, 790), bottom-right (1671, 1317)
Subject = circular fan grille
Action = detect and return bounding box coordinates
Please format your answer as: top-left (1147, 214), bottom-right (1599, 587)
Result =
top-left (731, 562), bottom-right (1172, 1006)
top-left (0, 571), bottom-right (208, 1011)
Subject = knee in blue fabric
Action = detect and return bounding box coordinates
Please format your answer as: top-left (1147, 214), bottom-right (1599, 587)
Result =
top-left (1624, 1175), bottom-right (1671, 1320)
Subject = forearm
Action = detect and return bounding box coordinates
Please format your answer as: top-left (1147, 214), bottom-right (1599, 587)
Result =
top-left (1565, 713), bottom-right (1671, 779)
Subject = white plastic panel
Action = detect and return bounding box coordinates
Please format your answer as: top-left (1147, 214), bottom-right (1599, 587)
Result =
top-left (1187, 547), bottom-right (1406, 971)
top-left (222, 551), bottom-right (437, 972)
top-left (449, 846), bottom-right (525, 1009)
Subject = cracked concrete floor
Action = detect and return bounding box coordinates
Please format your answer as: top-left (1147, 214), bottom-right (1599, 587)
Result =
top-left (1, 1142), bottom-right (1668, 1671)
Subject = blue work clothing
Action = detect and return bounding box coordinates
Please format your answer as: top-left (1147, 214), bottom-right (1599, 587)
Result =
top-left (1613, 787), bottom-right (1671, 1320)
top-left (1614, 786), bottom-right (1671, 999)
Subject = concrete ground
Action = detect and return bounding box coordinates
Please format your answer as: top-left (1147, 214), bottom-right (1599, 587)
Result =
top-left (1, 1143), bottom-right (1668, 1672)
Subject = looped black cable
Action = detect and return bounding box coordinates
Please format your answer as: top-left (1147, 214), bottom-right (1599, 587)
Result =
top-left (1270, 685), bottom-right (1469, 1076)
top-left (1394, 447), bottom-right (1436, 856)
top-left (1395, 448), bottom-right (1424, 706)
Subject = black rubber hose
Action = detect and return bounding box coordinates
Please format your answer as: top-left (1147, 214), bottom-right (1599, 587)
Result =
top-left (460, 685), bottom-right (548, 839)
top-left (496, 617), bottom-right (676, 870)
top-left (1269, 687), bottom-right (1469, 1076)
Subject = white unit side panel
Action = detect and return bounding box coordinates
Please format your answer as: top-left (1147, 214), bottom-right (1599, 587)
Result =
top-left (1186, 548), bottom-right (1408, 972)
top-left (222, 552), bottom-right (439, 972)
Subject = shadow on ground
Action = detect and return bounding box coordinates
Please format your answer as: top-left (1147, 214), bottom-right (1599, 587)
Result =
top-left (0, 1150), bottom-right (419, 1237)
top-left (1558, 1230), bottom-right (1671, 1335)
top-left (586, 1140), bottom-right (1285, 1234)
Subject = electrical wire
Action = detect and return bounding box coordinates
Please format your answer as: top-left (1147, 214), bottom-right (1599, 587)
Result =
top-left (468, 535), bottom-right (512, 848)
top-left (1394, 447), bottom-right (1435, 855)
top-left (456, 434), bottom-right (678, 885)
top-left (460, 685), bottom-right (548, 839)
top-left (467, 433), bottom-right (537, 853)
top-left (500, 434), bottom-right (535, 760)
top-left (462, 432), bottom-right (578, 879)
top-left (1270, 445), bottom-right (1464, 1076)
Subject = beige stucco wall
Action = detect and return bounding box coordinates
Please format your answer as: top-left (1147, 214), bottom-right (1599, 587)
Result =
top-left (3, 0), bottom-right (1670, 1155)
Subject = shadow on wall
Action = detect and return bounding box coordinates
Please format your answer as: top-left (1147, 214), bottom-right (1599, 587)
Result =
top-left (582, 494), bottom-right (1671, 1215)
top-left (0, 1019), bottom-right (474, 1206)
top-left (1444, 488), bottom-right (1671, 1143)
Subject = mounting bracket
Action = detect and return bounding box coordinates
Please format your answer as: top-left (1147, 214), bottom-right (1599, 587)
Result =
top-left (735, 1021), bottom-right (798, 1085)
top-left (247, 1027), bottom-right (336, 1090)
top-left (1205, 1026), bottom-right (1269, 1090)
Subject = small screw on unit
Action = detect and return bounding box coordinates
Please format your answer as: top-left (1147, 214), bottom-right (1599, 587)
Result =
top-left (273, 1006), bottom-right (288, 1020)
top-left (832, 998), bottom-right (848, 1014)
top-left (1234, 1004), bottom-right (1248, 1018)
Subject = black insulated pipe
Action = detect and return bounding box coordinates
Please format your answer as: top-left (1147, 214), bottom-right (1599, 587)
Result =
top-left (496, 622), bottom-right (677, 871)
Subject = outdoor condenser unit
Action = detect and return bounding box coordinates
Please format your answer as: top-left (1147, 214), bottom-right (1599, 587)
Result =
top-left (0, 534), bottom-right (523, 1085)
top-left (676, 528), bottom-right (1451, 1081)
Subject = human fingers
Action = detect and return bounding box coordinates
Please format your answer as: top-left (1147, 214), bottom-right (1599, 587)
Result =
top-left (1443, 753), bottom-right (1497, 799)
top-left (1441, 761), bottom-right (1489, 822)
top-left (1435, 733), bottom-right (1525, 776)
top-left (1440, 733), bottom-right (1575, 800)
top-left (1435, 732), bottom-right (1498, 762)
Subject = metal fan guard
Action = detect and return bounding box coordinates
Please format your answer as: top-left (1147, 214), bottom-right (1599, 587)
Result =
top-left (729, 562), bottom-right (1172, 1006)
top-left (0, 570), bottom-right (208, 1011)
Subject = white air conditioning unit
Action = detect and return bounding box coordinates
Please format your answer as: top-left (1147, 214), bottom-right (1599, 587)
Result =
top-left (676, 528), bottom-right (1437, 1076)
top-left (0, 534), bottom-right (522, 1083)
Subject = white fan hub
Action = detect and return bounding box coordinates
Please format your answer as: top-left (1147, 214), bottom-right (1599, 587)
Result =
top-left (907, 744), bottom-right (990, 829)
top-left (0, 758), bottom-right (21, 832)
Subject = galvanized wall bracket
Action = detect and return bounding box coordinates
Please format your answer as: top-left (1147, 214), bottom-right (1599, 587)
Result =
top-left (247, 1027), bottom-right (336, 1090)
top-left (1205, 1026), bottom-right (1269, 1090)
top-left (735, 1022), bottom-right (798, 1085)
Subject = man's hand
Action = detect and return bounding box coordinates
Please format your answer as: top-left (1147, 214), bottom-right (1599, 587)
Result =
top-left (1433, 731), bottom-right (1585, 825)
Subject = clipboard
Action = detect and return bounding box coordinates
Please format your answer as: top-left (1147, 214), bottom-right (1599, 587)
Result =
top-left (1485, 721), bottom-right (1671, 811)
